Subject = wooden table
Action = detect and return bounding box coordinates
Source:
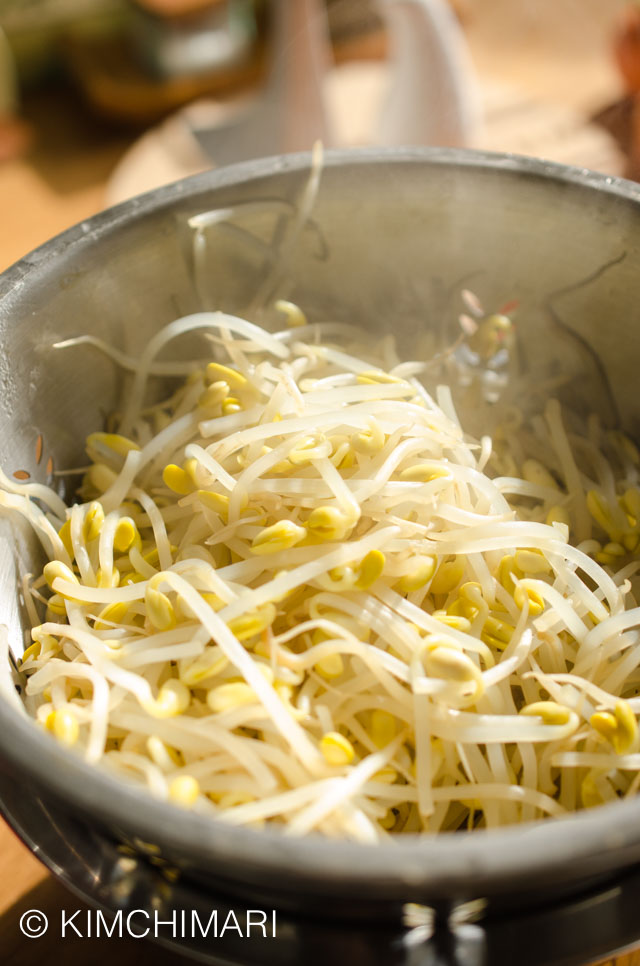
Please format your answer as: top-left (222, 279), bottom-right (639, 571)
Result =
top-left (0, 2), bottom-right (638, 962)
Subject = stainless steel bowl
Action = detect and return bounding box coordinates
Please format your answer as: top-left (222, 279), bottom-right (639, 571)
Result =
top-left (1, 148), bottom-right (640, 920)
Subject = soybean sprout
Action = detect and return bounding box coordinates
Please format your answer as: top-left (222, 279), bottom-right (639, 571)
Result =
top-left (3, 306), bottom-right (640, 840)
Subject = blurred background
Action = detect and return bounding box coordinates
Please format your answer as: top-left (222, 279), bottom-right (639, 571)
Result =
top-left (0, 0), bottom-right (636, 272)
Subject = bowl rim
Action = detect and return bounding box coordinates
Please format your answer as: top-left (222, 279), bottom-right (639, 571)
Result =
top-left (2, 145), bottom-right (640, 902)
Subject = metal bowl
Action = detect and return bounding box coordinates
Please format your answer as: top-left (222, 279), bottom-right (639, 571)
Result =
top-left (1, 148), bottom-right (640, 920)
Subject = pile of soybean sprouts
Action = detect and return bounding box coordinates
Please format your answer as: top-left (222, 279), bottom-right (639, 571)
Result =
top-left (4, 305), bottom-right (640, 840)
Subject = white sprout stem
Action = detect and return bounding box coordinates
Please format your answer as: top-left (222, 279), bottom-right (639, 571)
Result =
top-left (110, 707), bottom-right (278, 792)
top-left (248, 140), bottom-right (324, 313)
top-left (0, 465), bottom-right (67, 520)
top-left (158, 572), bottom-right (324, 775)
top-left (551, 752), bottom-right (640, 770)
top-left (131, 486), bottom-right (173, 571)
top-left (427, 706), bottom-right (580, 744)
top-left (53, 335), bottom-right (201, 375)
top-left (217, 527), bottom-right (401, 623)
top-left (21, 575), bottom-right (41, 629)
top-left (285, 734), bottom-right (405, 835)
top-left (219, 778), bottom-right (339, 826)
top-left (0, 625), bottom-right (29, 716)
top-left (184, 444), bottom-right (237, 492)
top-left (69, 504), bottom-right (96, 586)
top-left (545, 399), bottom-right (590, 542)
top-left (119, 312), bottom-right (290, 436)
top-left (27, 656), bottom-right (110, 762)
top-left (31, 624), bottom-right (155, 707)
top-left (0, 490), bottom-right (70, 564)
